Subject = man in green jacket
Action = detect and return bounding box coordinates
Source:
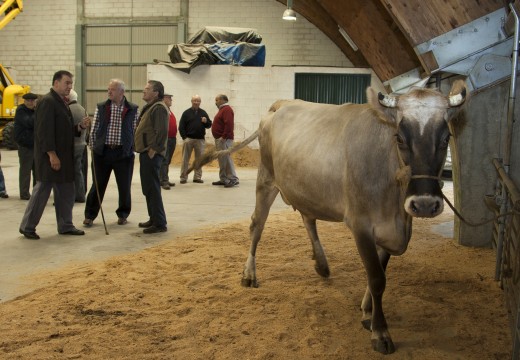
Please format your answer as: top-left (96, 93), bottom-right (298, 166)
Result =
top-left (134, 80), bottom-right (169, 234)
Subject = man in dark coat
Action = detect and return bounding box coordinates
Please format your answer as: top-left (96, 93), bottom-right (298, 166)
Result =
top-left (19, 70), bottom-right (89, 240)
top-left (14, 92), bottom-right (38, 200)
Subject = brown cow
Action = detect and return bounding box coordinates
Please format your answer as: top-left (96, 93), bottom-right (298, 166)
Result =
top-left (194, 81), bottom-right (467, 354)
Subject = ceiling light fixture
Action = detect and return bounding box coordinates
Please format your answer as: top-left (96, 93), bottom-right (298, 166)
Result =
top-left (283, 0), bottom-right (297, 21)
top-left (338, 25), bottom-right (358, 51)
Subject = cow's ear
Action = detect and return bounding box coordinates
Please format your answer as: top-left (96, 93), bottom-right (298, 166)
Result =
top-left (448, 80), bottom-right (468, 107)
top-left (367, 87), bottom-right (397, 125)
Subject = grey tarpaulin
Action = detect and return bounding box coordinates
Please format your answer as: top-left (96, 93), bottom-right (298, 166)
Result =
top-left (161, 27), bottom-right (265, 73)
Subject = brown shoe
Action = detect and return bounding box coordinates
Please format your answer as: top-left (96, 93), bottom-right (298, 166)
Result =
top-left (143, 225), bottom-right (167, 234)
top-left (83, 218), bottom-right (93, 227)
top-left (138, 220), bottom-right (153, 228)
top-left (117, 217), bottom-right (128, 225)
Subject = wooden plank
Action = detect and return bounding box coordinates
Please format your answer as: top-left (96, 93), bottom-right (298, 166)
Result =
top-left (314, 0), bottom-right (421, 82)
top-left (380, 0), bottom-right (505, 46)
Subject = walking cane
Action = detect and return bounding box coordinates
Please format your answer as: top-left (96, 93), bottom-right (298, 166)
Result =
top-left (84, 110), bottom-right (109, 235)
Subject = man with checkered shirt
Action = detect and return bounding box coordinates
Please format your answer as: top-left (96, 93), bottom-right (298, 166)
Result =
top-left (83, 79), bottom-right (139, 228)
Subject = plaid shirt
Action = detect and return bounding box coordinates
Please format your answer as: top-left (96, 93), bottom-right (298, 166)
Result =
top-left (90, 100), bottom-right (139, 146)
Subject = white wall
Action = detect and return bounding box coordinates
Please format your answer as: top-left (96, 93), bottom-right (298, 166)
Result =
top-left (0, 0), bottom-right (355, 95)
top-left (149, 64), bottom-right (383, 147)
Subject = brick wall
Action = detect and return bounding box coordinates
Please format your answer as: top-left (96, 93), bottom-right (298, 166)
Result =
top-left (0, 0), bottom-right (354, 95)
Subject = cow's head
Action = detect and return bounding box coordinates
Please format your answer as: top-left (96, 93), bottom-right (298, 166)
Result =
top-left (371, 80), bottom-right (467, 218)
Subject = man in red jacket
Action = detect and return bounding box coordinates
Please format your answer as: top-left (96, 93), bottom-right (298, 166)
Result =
top-left (211, 94), bottom-right (239, 188)
top-left (160, 93), bottom-right (177, 190)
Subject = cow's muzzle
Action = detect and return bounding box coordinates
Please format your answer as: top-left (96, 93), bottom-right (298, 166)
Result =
top-left (404, 194), bottom-right (444, 218)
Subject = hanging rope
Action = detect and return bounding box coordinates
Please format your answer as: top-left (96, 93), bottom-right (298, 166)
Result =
top-left (442, 193), bottom-right (518, 227)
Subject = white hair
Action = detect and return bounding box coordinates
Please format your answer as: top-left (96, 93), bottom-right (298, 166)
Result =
top-left (69, 89), bottom-right (78, 102)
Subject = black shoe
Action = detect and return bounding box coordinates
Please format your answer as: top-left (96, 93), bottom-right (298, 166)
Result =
top-left (168, 182), bottom-right (176, 187)
top-left (0, 192), bottom-right (9, 198)
top-left (143, 225), bottom-right (167, 234)
top-left (138, 220), bottom-right (153, 228)
top-left (180, 179), bottom-right (187, 184)
top-left (60, 228), bottom-right (85, 235)
top-left (19, 228), bottom-right (40, 240)
top-left (224, 180), bottom-right (238, 188)
top-left (20, 196), bottom-right (30, 200)
top-left (212, 181), bottom-right (226, 186)
top-left (83, 218), bottom-right (93, 227)
top-left (193, 179), bottom-right (204, 183)
top-left (117, 217), bottom-right (128, 225)
top-left (161, 183), bottom-right (171, 190)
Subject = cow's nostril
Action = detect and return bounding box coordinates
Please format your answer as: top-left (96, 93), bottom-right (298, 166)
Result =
top-left (411, 200), bottom-right (418, 213)
top-left (432, 201), bottom-right (440, 214)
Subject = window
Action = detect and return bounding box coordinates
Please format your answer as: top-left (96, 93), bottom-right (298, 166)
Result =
top-left (295, 73), bottom-right (371, 104)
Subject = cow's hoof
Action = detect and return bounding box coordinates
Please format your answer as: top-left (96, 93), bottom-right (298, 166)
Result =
top-left (361, 318), bottom-right (371, 331)
top-left (315, 263), bottom-right (330, 278)
top-left (371, 336), bottom-right (395, 355)
top-left (241, 277), bottom-right (258, 288)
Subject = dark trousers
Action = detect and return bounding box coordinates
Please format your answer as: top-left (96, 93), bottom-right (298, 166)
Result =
top-left (84, 148), bottom-right (134, 220)
top-left (18, 146), bottom-right (35, 198)
top-left (140, 152), bottom-right (166, 227)
top-left (160, 137), bottom-right (176, 184)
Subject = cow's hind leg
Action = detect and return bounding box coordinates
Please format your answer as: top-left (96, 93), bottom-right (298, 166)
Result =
top-left (353, 229), bottom-right (395, 354)
top-left (301, 214), bottom-right (330, 278)
top-left (241, 167), bottom-right (279, 288)
top-left (360, 246), bottom-right (391, 330)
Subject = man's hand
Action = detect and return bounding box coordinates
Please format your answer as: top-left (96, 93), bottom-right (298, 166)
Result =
top-left (48, 151), bottom-right (61, 171)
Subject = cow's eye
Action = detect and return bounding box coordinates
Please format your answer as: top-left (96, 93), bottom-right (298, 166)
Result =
top-left (395, 134), bottom-right (407, 148)
top-left (439, 134), bottom-right (450, 149)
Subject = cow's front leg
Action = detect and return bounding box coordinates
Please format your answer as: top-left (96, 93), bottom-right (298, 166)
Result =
top-left (353, 228), bottom-right (395, 355)
top-left (361, 247), bottom-right (391, 330)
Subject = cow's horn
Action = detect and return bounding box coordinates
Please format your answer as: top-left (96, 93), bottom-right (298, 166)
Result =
top-left (378, 92), bottom-right (398, 108)
top-left (448, 88), bottom-right (466, 107)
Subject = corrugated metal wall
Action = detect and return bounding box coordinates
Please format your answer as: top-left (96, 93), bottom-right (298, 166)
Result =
top-left (294, 73), bottom-right (371, 104)
top-left (83, 24), bottom-right (177, 113)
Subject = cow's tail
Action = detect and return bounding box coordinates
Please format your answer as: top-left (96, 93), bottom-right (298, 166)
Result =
top-left (186, 129), bottom-right (260, 174)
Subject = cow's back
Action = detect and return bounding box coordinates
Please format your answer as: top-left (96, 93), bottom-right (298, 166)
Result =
top-left (258, 100), bottom-right (402, 225)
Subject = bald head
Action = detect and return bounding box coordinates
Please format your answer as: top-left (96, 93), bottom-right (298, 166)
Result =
top-left (191, 95), bottom-right (201, 110)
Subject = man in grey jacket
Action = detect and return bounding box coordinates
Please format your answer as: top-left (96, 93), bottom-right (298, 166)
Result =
top-left (68, 89), bottom-right (88, 203)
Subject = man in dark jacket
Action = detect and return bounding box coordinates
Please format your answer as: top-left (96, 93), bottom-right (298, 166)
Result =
top-left (14, 92), bottom-right (38, 200)
top-left (19, 70), bottom-right (89, 240)
top-left (83, 79), bottom-right (139, 227)
top-left (178, 94), bottom-right (211, 184)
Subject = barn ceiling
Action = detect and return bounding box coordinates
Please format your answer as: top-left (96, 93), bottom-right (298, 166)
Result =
top-left (277, 0), bottom-right (506, 85)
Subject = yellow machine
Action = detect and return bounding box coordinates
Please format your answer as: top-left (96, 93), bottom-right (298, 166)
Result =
top-left (0, 0), bottom-right (29, 149)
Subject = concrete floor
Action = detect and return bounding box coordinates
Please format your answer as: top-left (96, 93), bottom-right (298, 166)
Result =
top-left (0, 149), bottom-right (290, 303)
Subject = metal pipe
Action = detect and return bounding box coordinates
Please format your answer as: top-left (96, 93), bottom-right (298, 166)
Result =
top-left (495, 4), bottom-right (520, 282)
top-left (505, 3), bottom-right (519, 169)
